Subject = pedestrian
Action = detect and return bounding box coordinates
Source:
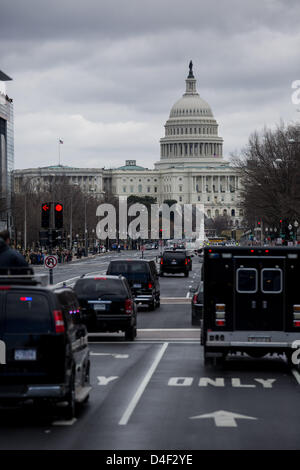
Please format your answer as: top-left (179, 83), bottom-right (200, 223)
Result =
top-left (0, 230), bottom-right (29, 268)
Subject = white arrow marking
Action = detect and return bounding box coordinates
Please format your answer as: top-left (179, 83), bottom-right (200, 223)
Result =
top-left (97, 376), bottom-right (118, 385)
top-left (190, 410), bottom-right (258, 427)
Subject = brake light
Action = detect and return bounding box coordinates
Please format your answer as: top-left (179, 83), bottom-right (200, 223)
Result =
top-left (294, 321), bottom-right (300, 327)
top-left (94, 277), bottom-right (106, 280)
top-left (251, 249), bottom-right (254, 253)
top-left (160, 259), bottom-right (163, 265)
top-left (215, 303), bottom-right (226, 327)
top-left (293, 306), bottom-right (300, 325)
top-left (148, 282), bottom-right (153, 289)
top-left (125, 299), bottom-right (133, 314)
top-left (0, 286), bottom-right (10, 290)
top-left (53, 310), bottom-right (65, 333)
top-left (193, 294), bottom-right (198, 304)
top-left (185, 258), bottom-right (188, 265)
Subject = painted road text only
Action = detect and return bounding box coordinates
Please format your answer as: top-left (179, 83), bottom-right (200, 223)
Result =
top-left (168, 377), bottom-right (276, 388)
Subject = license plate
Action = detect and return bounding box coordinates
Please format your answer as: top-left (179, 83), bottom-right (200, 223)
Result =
top-left (171, 260), bottom-right (177, 265)
top-left (248, 336), bottom-right (271, 343)
top-left (14, 349), bottom-right (37, 361)
top-left (133, 284), bottom-right (141, 288)
top-left (94, 304), bottom-right (106, 311)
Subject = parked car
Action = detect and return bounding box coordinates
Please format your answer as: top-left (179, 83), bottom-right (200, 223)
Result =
top-left (106, 259), bottom-right (160, 310)
top-left (0, 270), bottom-right (90, 419)
top-left (160, 249), bottom-right (190, 277)
top-left (191, 281), bottom-right (203, 326)
top-left (74, 275), bottom-right (137, 340)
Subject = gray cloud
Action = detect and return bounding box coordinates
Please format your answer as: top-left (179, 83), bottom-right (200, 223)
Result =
top-left (0, 0), bottom-right (300, 169)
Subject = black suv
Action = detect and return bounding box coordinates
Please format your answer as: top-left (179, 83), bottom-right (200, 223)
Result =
top-left (74, 274), bottom-right (137, 340)
top-left (106, 259), bottom-right (160, 310)
top-left (191, 281), bottom-right (203, 326)
top-left (160, 250), bottom-right (190, 277)
top-left (0, 271), bottom-right (90, 419)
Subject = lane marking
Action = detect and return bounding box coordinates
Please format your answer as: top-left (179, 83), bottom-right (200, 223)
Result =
top-left (52, 418), bottom-right (77, 426)
top-left (190, 410), bottom-right (257, 428)
top-left (119, 342), bottom-right (168, 425)
top-left (291, 368), bottom-right (300, 384)
top-left (97, 376), bottom-right (118, 385)
top-left (90, 352), bottom-right (129, 358)
top-left (90, 341), bottom-right (200, 344)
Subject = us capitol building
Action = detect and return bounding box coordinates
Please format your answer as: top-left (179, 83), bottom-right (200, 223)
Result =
top-left (14, 62), bottom-right (242, 226)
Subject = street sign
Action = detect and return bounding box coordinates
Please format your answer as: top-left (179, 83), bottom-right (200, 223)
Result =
top-left (190, 410), bottom-right (257, 427)
top-left (44, 255), bottom-right (58, 269)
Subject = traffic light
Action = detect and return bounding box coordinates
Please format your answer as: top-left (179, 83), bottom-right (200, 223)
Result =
top-left (41, 203), bottom-right (51, 228)
top-left (54, 202), bottom-right (63, 229)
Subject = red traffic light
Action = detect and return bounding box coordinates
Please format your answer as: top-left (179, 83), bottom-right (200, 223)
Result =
top-left (42, 204), bottom-right (50, 211)
top-left (258, 221), bottom-right (261, 225)
top-left (55, 203), bottom-right (63, 212)
top-left (279, 219), bottom-right (282, 223)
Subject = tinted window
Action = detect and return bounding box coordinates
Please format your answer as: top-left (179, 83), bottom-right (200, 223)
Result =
top-left (5, 293), bottom-right (52, 333)
top-left (236, 268), bottom-right (257, 293)
top-left (261, 269), bottom-right (282, 293)
top-left (163, 252), bottom-right (185, 260)
top-left (74, 279), bottom-right (127, 296)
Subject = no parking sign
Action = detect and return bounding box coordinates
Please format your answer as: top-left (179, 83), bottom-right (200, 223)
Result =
top-left (44, 255), bottom-right (58, 269)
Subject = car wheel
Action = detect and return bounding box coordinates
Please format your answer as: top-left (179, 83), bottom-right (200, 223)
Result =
top-left (64, 372), bottom-right (76, 420)
top-left (125, 326), bottom-right (136, 341)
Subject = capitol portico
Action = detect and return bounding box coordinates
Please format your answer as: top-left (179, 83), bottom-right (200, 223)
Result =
top-left (14, 62), bottom-right (242, 226)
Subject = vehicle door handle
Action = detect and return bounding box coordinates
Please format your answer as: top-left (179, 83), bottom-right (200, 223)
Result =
top-left (251, 301), bottom-right (256, 309)
top-left (262, 301), bottom-right (268, 309)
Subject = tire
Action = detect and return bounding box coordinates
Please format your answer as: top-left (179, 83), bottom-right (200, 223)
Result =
top-left (64, 372), bottom-right (76, 420)
top-left (148, 300), bottom-right (155, 311)
top-left (184, 271), bottom-right (189, 278)
top-left (125, 326), bottom-right (136, 341)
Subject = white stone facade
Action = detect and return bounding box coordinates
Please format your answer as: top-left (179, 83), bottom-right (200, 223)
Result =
top-left (13, 63), bottom-right (242, 226)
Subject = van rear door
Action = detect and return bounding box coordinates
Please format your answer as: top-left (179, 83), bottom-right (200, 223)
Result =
top-left (0, 290), bottom-right (65, 385)
top-left (234, 256), bottom-right (285, 331)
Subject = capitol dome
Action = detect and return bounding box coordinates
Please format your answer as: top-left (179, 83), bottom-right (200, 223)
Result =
top-left (156, 61), bottom-right (223, 170)
top-left (170, 95), bottom-right (213, 118)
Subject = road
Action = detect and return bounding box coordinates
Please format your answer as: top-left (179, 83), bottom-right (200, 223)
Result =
top-left (0, 250), bottom-right (300, 450)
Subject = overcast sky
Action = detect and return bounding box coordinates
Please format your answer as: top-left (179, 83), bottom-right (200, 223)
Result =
top-left (1, 0), bottom-right (299, 170)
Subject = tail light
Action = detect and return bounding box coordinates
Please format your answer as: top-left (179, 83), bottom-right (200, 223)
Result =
top-left (185, 258), bottom-right (188, 265)
top-left (0, 286), bottom-right (11, 290)
top-left (293, 305), bottom-right (300, 326)
top-left (53, 310), bottom-right (65, 333)
top-left (215, 303), bottom-right (226, 327)
top-left (160, 259), bottom-right (163, 265)
top-left (125, 299), bottom-right (133, 314)
top-left (148, 282), bottom-right (153, 289)
top-left (192, 294), bottom-right (198, 304)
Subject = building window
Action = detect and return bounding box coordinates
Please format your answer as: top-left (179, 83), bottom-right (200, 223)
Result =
top-left (147, 187), bottom-right (151, 193)
top-left (154, 187), bottom-right (157, 193)
top-left (138, 184), bottom-right (142, 192)
top-left (179, 196), bottom-right (182, 202)
top-left (123, 186), bottom-right (127, 193)
top-left (198, 196), bottom-right (201, 201)
top-left (130, 186), bottom-right (134, 193)
top-left (179, 185), bottom-right (183, 192)
top-left (231, 209), bottom-right (235, 217)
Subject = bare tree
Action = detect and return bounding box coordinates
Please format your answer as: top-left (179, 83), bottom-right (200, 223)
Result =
top-left (232, 122), bottom-right (300, 233)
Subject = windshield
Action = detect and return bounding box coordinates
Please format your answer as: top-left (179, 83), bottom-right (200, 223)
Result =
top-left (74, 279), bottom-right (127, 297)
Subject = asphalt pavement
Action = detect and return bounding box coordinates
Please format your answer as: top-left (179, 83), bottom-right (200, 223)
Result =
top-left (1, 250), bottom-right (300, 450)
